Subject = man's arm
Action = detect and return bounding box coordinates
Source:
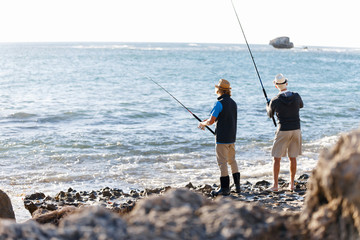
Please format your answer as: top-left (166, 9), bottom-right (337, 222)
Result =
top-left (198, 116), bottom-right (217, 130)
top-left (266, 101), bottom-right (275, 118)
top-left (298, 94), bottom-right (304, 109)
top-left (198, 101), bottom-right (222, 131)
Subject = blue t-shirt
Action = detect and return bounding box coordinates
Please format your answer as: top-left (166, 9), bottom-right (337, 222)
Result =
top-left (210, 101), bottom-right (223, 118)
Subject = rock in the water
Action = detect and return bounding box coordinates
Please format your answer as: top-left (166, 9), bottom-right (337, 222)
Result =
top-left (269, 36), bottom-right (294, 49)
top-left (0, 190), bottom-right (16, 220)
top-left (301, 129), bottom-right (360, 239)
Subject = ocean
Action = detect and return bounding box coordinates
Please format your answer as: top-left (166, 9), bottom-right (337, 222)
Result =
top-left (0, 42), bottom-right (359, 222)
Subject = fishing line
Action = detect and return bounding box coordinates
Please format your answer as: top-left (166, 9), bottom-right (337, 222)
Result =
top-left (230, 0), bottom-right (277, 127)
top-left (147, 76), bottom-right (215, 135)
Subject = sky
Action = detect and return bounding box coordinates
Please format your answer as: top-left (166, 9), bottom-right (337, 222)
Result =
top-left (0, 0), bottom-right (359, 48)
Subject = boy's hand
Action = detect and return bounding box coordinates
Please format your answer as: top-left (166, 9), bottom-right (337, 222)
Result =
top-left (198, 122), bottom-right (205, 130)
top-left (198, 120), bottom-right (207, 130)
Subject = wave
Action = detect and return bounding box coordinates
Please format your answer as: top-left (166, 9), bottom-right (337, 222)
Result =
top-left (7, 112), bottom-right (37, 119)
top-left (37, 111), bottom-right (90, 123)
top-left (294, 46), bottom-right (360, 53)
top-left (70, 42), bottom-right (248, 52)
top-left (303, 134), bottom-right (341, 155)
top-left (72, 44), bottom-right (164, 51)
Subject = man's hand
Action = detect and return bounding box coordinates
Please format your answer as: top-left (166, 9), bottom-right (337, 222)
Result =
top-left (198, 120), bottom-right (208, 130)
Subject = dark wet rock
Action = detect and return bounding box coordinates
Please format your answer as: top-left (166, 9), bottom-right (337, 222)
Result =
top-left (89, 192), bottom-right (96, 199)
top-left (25, 192), bottom-right (46, 201)
top-left (31, 206), bottom-right (77, 225)
top-left (112, 188), bottom-right (124, 197)
top-left (270, 36), bottom-right (294, 49)
top-left (45, 203), bottom-right (57, 211)
top-left (298, 173), bottom-right (310, 180)
top-left (102, 190), bottom-right (112, 197)
top-left (195, 184), bottom-right (213, 195)
top-left (75, 192), bottom-right (82, 200)
top-left (254, 180), bottom-right (271, 188)
top-left (0, 190), bottom-right (16, 220)
top-left (23, 200), bottom-right (39, 215)
top-left (185, 182), bottom-right (195, 189)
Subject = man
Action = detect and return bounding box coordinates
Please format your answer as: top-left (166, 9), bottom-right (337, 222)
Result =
top-left (266, 73), bottom-right (303, 191)
top-left (198, 79), bottom-right (240, 196)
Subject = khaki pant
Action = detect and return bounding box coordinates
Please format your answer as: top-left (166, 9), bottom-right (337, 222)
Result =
top-left (216, 143), bottom-right (239, 177)
top-left (272, 129), bottom-right (302, 158)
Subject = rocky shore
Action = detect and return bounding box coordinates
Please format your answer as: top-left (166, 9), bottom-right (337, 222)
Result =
top-left (21, 174), bottom-right (308, 226)
top-left (1, 128), bottom-right (360, 239)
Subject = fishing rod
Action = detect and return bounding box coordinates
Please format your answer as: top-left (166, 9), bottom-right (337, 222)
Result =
top-left (147, 76), bottom-right (215, 135)
top-left (230, 0), bottom-right (277, 127)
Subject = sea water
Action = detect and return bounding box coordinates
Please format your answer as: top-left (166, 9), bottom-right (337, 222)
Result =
top-left (0, 42), bottom-right (359, 221)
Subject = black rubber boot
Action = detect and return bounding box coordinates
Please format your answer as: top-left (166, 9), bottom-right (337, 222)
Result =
top-left (233, 172), bottom-right (241, 193)
top-left (212, 176), bottom-right (230, 197)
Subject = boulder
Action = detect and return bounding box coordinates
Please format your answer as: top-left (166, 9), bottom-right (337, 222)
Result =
top-left (125, 188), bottom-right (211, 239)
top-left (0, 219), bottom-right (57, 240)
top-left (0, 207), bottom-right (127, 240)
top-left (0, 190), bottom-right (16, 220)
top-left (301, 129), bottom-right (360, 239)
top-left (198, 198), bottom-right (303, 240)
top-left (269, 36), bottom-right (294, 49)
top-left (57, 206), bottom-right (128, 240)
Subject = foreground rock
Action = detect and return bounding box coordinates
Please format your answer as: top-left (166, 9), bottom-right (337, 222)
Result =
top-left (0, 190), bottom-right (16, 220)
top-left (0, 207), bottom-right (127, 240)
top-left (270, 36), bottom-right (294, 49)
top-left (301, 129), bottom-right (360, 239)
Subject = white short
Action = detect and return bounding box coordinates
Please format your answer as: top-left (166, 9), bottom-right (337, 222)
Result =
top-left (272, 129), bottom-right (302, 158)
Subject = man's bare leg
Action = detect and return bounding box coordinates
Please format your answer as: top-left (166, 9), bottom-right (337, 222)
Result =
top-left (271, 157), bottom-right (281, 191)
top-left (289, 157), bottom-right (297, 190)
